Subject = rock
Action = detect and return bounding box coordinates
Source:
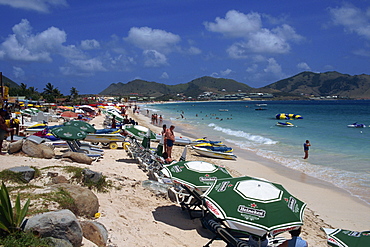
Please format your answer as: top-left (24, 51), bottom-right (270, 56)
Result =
top-left (22, 139), bottom-right (55, 159)
top-left (43, 237), bottom-right (73, 247)
top-left (51, 184), bottom-right (99, 217)
top-left (7, 166), bottom-right (35, 182)
top-left (62, 152), bottom-right (93, 165)
top-left (80, 221), bottom-right (108, 247)
top-left (51, 175), bottom-right (69, 184)
top-left (8, 139), bottom-right (23, 154)
top-left (82, 169), bottom-right (102, 183)
top-left (24, 209), bottom-right (83, 247)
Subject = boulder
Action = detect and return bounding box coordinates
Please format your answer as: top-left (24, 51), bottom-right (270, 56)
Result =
top-left (22, 139), bottom-right (55, 159)
top-left (51, 184), bottom-right (99, 217)
top-left (51, 175), bottom-right (69, 184)
top-left (24, 209), bottom-right (83, 247)
top-left (7, 166), bottom-right (35, 182)
top-left (62, 152), bottom-right (93, 165)
top-left (82, 169), bottom-right (102, 183)
top-left (8, 139), bottom-right (23, 154)
top-left (43, 237), bottom-right (73, 247)
top-left (80, 221), bottom-right (108, 247)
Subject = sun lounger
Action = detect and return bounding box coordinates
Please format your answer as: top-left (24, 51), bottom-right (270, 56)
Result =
top-left (65, 141), bottom-right (103, 159)
top-left (176, 185), bottom-right (207, 219)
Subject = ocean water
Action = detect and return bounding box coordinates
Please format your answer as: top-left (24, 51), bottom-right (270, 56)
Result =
top-left (143, 100), bottom-right (370, 205)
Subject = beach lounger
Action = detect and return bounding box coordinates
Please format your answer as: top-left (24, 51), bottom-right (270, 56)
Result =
top-left (176, 185), bottom-right (207, 219)
top-left (74, 140), bottom-right (104, 153)
top-left (65, 141), bottom-right (103, 159)
top-left (201, 213), bottom-right (249, 247)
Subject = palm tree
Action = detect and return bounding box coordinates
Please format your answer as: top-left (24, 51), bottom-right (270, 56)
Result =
top-left (43, 83), bottom-right (55, 95)
top-left (70, 87), bottom-right (79, 99)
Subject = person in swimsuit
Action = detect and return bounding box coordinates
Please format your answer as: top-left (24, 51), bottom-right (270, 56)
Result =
top-left (303, 140), bottom-right (310, 159)
top-left (165, 125), bottom-right (175, 158)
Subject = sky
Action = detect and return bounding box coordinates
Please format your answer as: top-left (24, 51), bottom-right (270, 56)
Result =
top-left (0, 0), bottom-right (370, 95)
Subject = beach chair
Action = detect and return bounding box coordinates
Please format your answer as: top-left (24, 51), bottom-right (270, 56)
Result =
top-left (175, 185), bottom-right (207, 219)
top-left (65, 141), bottom-right (103, 159)
top-left (201, 213), bottom-right (249, 247)
top-left (74, 140), bottom-right (104, 153)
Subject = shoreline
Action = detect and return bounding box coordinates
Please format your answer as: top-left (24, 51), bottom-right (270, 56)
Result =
top-left (130, 107), bottom-right (370, 232)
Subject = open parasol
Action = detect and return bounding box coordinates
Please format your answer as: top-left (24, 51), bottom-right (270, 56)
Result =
top-left (203, 176), bottom-right (306, 237)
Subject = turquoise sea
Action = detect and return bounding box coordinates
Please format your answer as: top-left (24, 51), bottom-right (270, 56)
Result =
top-left (143, 100), bottom-right (370, 205)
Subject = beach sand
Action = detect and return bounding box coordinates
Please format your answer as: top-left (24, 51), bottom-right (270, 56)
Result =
top-left (0, 110), bottom-right (369, 247)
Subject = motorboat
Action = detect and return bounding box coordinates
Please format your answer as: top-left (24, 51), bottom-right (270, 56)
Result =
top-left (347, 123), bottom-right (366, 128)
top-left (194, 143), bottom-right (233, 152)
top-left (190, 138), bottom-right (223, 146)
top-left (276, 121), bottom-right (294, 127)
top-left (192, 146), bottom-right (237, 160)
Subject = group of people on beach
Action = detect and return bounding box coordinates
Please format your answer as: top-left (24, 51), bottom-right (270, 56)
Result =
top-left (0, 108), bottom-right (20, 155)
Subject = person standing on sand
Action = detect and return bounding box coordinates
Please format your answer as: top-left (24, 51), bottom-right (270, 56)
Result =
top-left (0, 109), bottom-right (13, 155)
top-left (277, 227), bottom-right (308, 247)
top-left (165, 125), bottom-right (175, 158)
top-left (161, 124), bottom-right (167, 154)
top-left (303, 140), bottom-right (310, 159)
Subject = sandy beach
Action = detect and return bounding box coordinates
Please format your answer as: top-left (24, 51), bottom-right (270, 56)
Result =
top-left (1, 109), bottom-right (369, 247)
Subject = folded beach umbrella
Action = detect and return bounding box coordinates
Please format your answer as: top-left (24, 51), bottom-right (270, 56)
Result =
top-left (203, 176), bottom-right (306, 237)
top-left (155, 135), bottom-right (164, 156)
top-left (161, 161), bottom-right (232, 193)
top-left (124, 125), bottom-right (157, 140)
top-left (64, 120), bottom-right (96, 133)
top-left (179, 145), bottom-right (187, 161)
top-left (141, 129), bottom-right (151, 149)
top-left (323, 228), bottom-right (370, 247)
top-left (50, 125), bottom-right (87, 141)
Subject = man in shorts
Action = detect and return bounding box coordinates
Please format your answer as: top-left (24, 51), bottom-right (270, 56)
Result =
top-left (165, 125), bottom-right (175, 158)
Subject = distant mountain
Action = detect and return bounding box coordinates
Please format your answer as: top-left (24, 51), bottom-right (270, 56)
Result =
top-left (261, 71), bottom-right (370, 99)
top-left (100, 76), bottom-right (253, 98)
top-left (1, 75), bottom-right (19, 88)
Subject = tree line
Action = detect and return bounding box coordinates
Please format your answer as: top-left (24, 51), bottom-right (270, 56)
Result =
top-left (8, 83), bottom-right (79, 103)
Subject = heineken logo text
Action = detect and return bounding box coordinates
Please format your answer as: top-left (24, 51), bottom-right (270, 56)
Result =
top-left (237, 205), bottom-right (266, 218)
top-left (199, 177), bottom-right (217, 182)
top-left (172, 165), bottom-right (182, 173)
top-left (288, 197), bottom-right (296, 211)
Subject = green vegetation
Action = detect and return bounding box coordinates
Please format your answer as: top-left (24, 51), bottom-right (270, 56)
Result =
top-left (0, 183), bottom-right (30, 235)
top-left (0, 231), bottom-right (49, 247)
top-left (0, 170), bottom-right (27, 184)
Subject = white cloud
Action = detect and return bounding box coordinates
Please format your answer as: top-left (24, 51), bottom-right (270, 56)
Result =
top-left (160, 72), bottom-right (169, 79)
top-left (0, 19), bottom-right (81, 62)
top-left (220, 68), bottom-right (233, 76)
top-left (264, 58), bottom-right (283, 76)
top-left (143, 50), bottom-right (168, 67)
top-left (13, 66), bottom-right (25, 78)
top-left (297, 62), bottom-right (311, 70)
top-left (70, 58), bottom-right (106, 72)
top-left (125, 27), bottom-right (181, 53)
top-left (187, 46), bottom-right (202, 55)
top-left (204, 10), bottom-right (262, 38)
top-left (206, 10), bottom-right (303, 56)
top-left (246, 64), bottom-right (258, 73)
top-left (81, 39), bottom-right (101, 50)
top-left (0, 0), bottom-right (68, 13)
top-left (329, 4), bottom-right (370, 39)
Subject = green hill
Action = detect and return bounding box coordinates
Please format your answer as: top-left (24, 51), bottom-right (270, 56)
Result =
top-left (262, 71), bottom-right (370, 99)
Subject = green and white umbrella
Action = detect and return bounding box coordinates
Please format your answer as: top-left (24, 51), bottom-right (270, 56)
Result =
top-left (203, 176), bottom-right (306, 237)
top-left (50, 125), bottom-right (87, 141)
top-left (323, 228), bottom-right (370, 247)
top-left (161, 161), bottom-right (232, 192)
top-left (155, 134), bottom-right (164, 156)
top-left (124, 125), bottom-right (157, 140)
top-left (106, 110), bottom-right (124, 122)
top-left (64, 120), bottom-right (96, 133)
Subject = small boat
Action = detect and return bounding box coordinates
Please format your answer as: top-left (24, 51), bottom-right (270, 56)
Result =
top-left (154, 133), bottom-right (192, 146)
top-left (194, 143), bottom-right (233, 152)
top-left (276, 121), bottom-right (294, 127)
top-left (255, 104), bottom-right (267, 107)
top-left (219, 109), bottom-right (229, 112)
top-left (192, 146), bottom-right (237, 160)
top-left (190, 138), bottom-right (223, 146)
top-left (347, 123), bottom-right (366, 128)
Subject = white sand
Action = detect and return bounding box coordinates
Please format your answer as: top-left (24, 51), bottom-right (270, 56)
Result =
top-left (1, 110), bottom-right (369, 247)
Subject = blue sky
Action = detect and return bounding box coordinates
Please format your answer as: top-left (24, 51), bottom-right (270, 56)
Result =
top-left (0, 0), bottom-right (370, 94)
